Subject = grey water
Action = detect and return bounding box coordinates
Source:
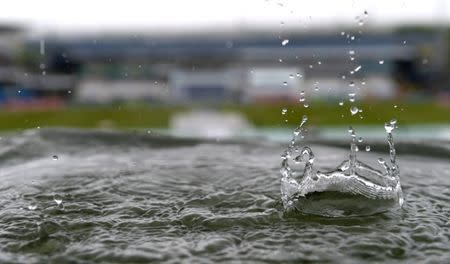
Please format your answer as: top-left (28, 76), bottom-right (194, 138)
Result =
top-left (0, 128), bottom-right (449, 263)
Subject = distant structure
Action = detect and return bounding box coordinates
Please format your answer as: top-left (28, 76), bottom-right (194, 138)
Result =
top-left (1, 26), bottom-right (447, 107)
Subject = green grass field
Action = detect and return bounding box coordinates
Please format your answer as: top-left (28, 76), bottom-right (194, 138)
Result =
top-left (0, 101), bottom-right (448, 131)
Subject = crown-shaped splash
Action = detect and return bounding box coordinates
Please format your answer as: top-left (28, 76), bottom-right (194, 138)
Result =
top-left (280, 116), bottom-right (403, 217)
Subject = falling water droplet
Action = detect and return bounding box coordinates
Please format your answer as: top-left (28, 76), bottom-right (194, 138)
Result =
top-left (289, 74), bottom-right (294, 79)
top-left (341, 31), bottom-right (345, 36)
top-left (299, 95), bottom-right (305, 102)
top-left (349, 81), bottom-right (355, 87)
top-left (281, 108), bottom-right (287, 115)
top-left (28, 205), bottom-right (37, 211)
top-left (364, 10), bottom-right (368, 17)
top-left (339, 101), bottom-right (344, 106)
top-left (349, 50), bottom-right (355, 55)
top-left (358, 137), bottom-right (363, 143)
top-left (390, 118), bottom-right (397, 125)
top-left (354, 65), bottom-right (362, 72)
top-left (296, 72), bottom-right (302, 78)
top-left (350, 106), bottom-right (359, 115)
top-left (365, 145), bottom-right (371, 152)
top-left (348, 92), bottom-right (356, 102)
top-left (384, 122), bottom-right (395, 133)
top-left (303, 103), bottom-right (309, 108)
top-left (379, 60), bottom-right (384, 64)
top-left (52, 155), bottom-right (59, 161)
top-left (283, 81), bottom-right (288, 86)
top-left (281, 39), bottom-right (289, 46)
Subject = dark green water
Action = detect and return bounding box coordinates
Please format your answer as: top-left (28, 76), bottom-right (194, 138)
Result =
top-left (0, 128), bottom-right (449, 263)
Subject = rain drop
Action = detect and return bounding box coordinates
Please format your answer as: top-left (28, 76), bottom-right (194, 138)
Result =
top-left (281, 108), bottom-right (287, 115)
top-left (52, 155), bottom-right (59, 161)
top-left (281, 39), bottom-right (289, 46)
top-left (365, 145), bottom-right (371, 152)
top-left (339, 101), bottom-right (344, 106)
top-left (350, 106), bottom-right (359, 115)
top-left (379, 60), bottom-right (384, 64)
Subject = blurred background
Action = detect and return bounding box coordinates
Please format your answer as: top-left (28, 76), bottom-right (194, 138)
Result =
top-left (0, 0), bottom-right (449, 140)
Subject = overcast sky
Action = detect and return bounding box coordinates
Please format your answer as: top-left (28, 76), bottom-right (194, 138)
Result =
top-left (0, 0), bottom-right (449, 34)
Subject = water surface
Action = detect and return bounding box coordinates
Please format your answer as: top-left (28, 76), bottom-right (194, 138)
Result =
top-left (0, 128), bottom-right (449, 263)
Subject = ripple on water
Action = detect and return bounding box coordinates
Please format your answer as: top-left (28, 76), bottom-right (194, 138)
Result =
top-left (0, 129), bottom-right (448, 263)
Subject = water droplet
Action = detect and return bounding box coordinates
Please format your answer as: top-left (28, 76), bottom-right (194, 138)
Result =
top-left (283, 81), bottom-right (288, 86)
top-left (348, 92), bottom-right (356, 102)
top-left (350, 106), bottom-right (359, 115)
top-left (281, 39), bottom-right (289, 46)
top-left (403, 40), bottom-right (407, 45)
top-left (28, 205), bottom-right (37, 211)
top-left (39, 63), bottom-right (46, 70)
top-left (379, 60), bottom-right (384, 64)
top-left (364, 10), bottom-right (368, 17)
top-left (351, 36), bottom-right (355, 40)
top-left (358, 137), bottom-right (363, 143)
top-left (281, 108), bottom-right (287, 115)
top-left (289, 74), bottom-right (294, 79)
top-left (349, 81), bottom-right (355, 87)
top-left (339, 101), bottom-right (344, 106)
top-left (390, 118), bottom-right (397, 125)
top-left (279, 58), bottom-right (283, 63)
top-left (341, 31), bottom-right (345, 36)
top-left (309, 64), bottom-right (313, 69)
top-left (53, 194), bottom-right (63, 206)
top-left (365, 145), bottom-right (371, 152)
top-left (52, 155), bottom-right (59, 161)
top-left (349, 50), bottom-right (355, 55)
top-left (317, 61), bottom-right (322, 65)
top-left (354, 65), bottom-right (362, 72)
top-left (303, 103), bottom-right (309, 108)
top-left (384, 122), bottom-right (395, 133)
top-left (358, 19), bottom-right (364, 26)
top-left (296, 72), bottom-right (302, 78)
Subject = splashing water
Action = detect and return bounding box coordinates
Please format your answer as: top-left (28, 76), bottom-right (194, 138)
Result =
top-left (280, 118), bottom-right (403, 217)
